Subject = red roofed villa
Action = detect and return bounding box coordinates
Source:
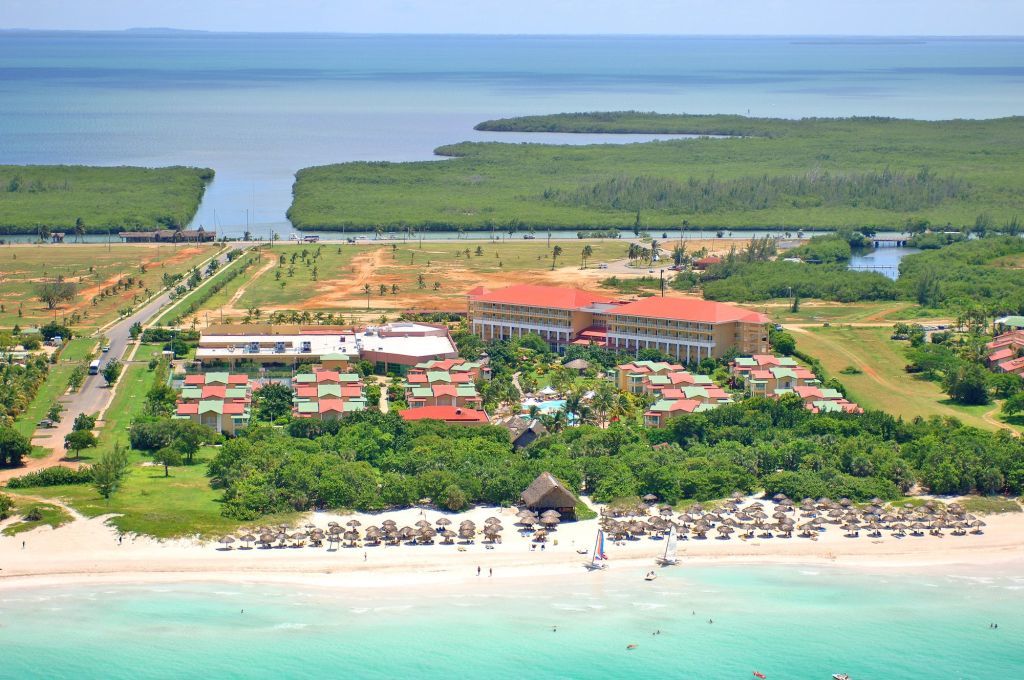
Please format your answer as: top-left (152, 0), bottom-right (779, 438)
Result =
top-left (398, 405), bottom-right (490, 425)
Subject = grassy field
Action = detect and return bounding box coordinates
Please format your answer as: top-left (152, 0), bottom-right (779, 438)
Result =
top-left (13, 363), bottom-right (75, 438)
top-left (288, 115), bottom-right (1024, 232)
top-left (153, 251), bottom-right (255, 326)
top-left (0, 243), bottom-right (214, 331)
top-left (91, 362), bottom-right (159, 459)
top-left (0, 165), bottom-right (213, 234)
top-left (59, 337), bottom-right (98, 362)
top-left (960, 497), bottom-right (1022, 514)
top-left (767, 300), bottom-right (943, 325)
top-left (9, 446), bottom-right (297, 538)
top-left (792, 325), bottom-right (1012, 432)
top-left (1, 500), bottom-right (73, 536)
top-left (217, 241), bottom-right (631, 317)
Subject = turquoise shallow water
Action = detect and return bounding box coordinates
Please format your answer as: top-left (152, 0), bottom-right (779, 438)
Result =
top-left (2, 565), bottom-right (1021, 679)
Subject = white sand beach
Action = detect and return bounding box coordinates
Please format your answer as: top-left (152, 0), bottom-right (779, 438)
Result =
top-left (2, 499), bottom-right (1023, 592)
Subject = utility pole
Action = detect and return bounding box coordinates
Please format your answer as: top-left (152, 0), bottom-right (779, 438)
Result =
top-left (660, 269), bottom-right (665, 297)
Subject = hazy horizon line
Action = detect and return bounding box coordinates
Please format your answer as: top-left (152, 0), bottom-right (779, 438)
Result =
top-left (2, 28), bottom-right (1023, 39)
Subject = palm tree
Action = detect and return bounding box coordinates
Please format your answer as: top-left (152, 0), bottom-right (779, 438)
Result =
top-left (563, 389), bottom-right (584, 425)
top-left (73, 217), bottom-right (85, 243)
top-left (551, 245), bottom-right (563, 270)
top-left (581, 244), bottom-right (593, 269)
top-left (592, 382), bottom-right (617, 427)
top-left (363, 283), bottom-right (371, 309)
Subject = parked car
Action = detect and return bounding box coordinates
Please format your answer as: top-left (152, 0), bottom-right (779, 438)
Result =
top-left (37, 418), bottom-right (55, 428)
top-left (102, 345), bottom-right (111, 352)
top-left (597, 263), bottom-right (608, 269)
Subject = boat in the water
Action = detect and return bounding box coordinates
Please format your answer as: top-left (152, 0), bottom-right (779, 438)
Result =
top-left (832, 674), bottom-right (850, 680)
top-left (656, 527), bottom-right (679, 566)
top-left (584, 529), bottom-right (608, 570)
top-left (644, 570), bottom-right (657, 581)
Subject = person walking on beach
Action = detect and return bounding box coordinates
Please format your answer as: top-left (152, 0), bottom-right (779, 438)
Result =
top-left (489, 568), bottom-right (493, 577)
top-left (477, 566), bottom-right (481, 576)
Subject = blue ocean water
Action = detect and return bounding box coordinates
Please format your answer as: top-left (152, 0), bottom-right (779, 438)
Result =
top-left (1, 565), bottom-right (1021, 679)
top-left (1, 32), bottom-right (1023, 235)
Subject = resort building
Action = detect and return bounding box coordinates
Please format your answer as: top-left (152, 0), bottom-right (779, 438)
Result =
top-left (521, 472), bottom-right (579, 518)
top-left (195, 322), bottom-right (457, 375)
top-left (987, 331), bottom-right (1024, 369)
top-left (404, 358), bottom-right (485, 410)
top-left (397, 405), bottom-right (490, 426)
top-left (730, 355), bottom-right (862, 414)
top-left (292, 369), bottom-right (367, 420)
top-left (644, 399), bottom-right (719, 428)
top-left (616, 360), bottom-right (686, 393)
top-left (468, 285), bottom-right (769, 360)
top-left (174, 372), bottom-right (252, 435)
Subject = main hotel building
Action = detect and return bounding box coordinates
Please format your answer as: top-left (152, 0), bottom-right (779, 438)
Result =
top-left (468, 285), bottom-right (769, 362)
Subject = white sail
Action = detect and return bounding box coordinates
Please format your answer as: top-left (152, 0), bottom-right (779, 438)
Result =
top-left (664, 530), bottom-right (678, 563)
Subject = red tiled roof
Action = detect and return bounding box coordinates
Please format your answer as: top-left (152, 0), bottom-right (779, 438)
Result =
top-left (469, 284), bottom-right (614, 310)
top-left (315, 370), bottom-right (340, 383)
top-left (608, 296), bottom-right (769, 324)
top-left (398, 406), bottom-right (489, 423)
top-left (222, 402), bottom-right (247, 415)
top-left (432, 384), bottom-right (458, 397)
top-left (451, 373), bottom-right (472, 384)
top-left (999, 357), bottom-right (1024, 373)
top-left (184, 375), bottom-right (205, 386)
top-left (201, 385), bottom-right (227, 399)
top-left (176, 402), bottom-right (199, 415)
top-left (407, 374), bottom-right (428, 384)
top-left (793, 385), bottom-right (823, 399)
top-left (340, 385), bottom-right (363, 398)
top-left (296, 386), bottom-right (318, 398)
top-left (318, 399), bottom-right (345, 413)
top-left (228, 374), bottom-right (248, 385)
top-left (989, 348), bottom-right (1014, 363)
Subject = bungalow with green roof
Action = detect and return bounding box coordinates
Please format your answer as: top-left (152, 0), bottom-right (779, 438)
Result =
top-left (175, 374), bottom-right (252, 435)
top-left (615, 360), bottom-right (686, 394)
top-left (292, 368), bottom-right (367, 420)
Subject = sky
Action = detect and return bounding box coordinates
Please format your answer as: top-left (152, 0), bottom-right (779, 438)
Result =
top-left (3, 0), bottom-right (1023, 35)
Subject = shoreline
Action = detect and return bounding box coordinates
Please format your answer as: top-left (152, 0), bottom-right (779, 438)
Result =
top-left (3, 505), bottom-right (1022, 593)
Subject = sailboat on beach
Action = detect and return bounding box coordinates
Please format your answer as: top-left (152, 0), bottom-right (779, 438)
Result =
top-left (656, 527), bottom-right (679, 566)
top-left (584, 529), bottom-right (608, 570)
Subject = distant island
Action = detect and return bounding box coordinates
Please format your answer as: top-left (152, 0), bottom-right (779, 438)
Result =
top-left (288, 112), bottom-right (1024, 233)
top-left (0, 165), bottom-right (214, 235)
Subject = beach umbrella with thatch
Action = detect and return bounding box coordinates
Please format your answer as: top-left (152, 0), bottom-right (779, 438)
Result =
top-left (436, 517), bottom-right (452, 528)
top-left (218, 536), bottom-right (235, 550)
top-left (346, 519), bottom-right (362, 529)
top-left (716, 525), bottom-right (734, 540)
top-left (258, 532), bottom-right (274, 548)
top-left (239, 533), bottom-right (255, 549)
top-left (642, 493), bottom-right (658, 503)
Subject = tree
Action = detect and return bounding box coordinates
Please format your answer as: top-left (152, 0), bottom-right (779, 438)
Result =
top-left (170, 419), bottom-right (217, 464)
top-left (64, 429), bottom-right (97, 459)
top-left (551, 245), bottom-right (563, 270)
top-left (47, 402), bottom-right (64, 423)
top-left (1001, 391), bottom-right (1024, 417)
top-left (73, 412), bottom-right (97, 432)
top-left (102, 359), bottom-right (123, 386)
top-left (942, 363), bottom-right (990, 405)
top-left (253, 382), bottom-right (295, 421)
top-left (0, 426), bottom-right (31, 467)
top-left (581, 244), bottom-right (594, 268)
top-left (153, 445), bottom-right (183, 477)
top-left (35, 279), bottom-right (77, 310)
top-left (770, 330), bottom-right (796, 356)
top-left (73, 217), bottom-right (85, 242)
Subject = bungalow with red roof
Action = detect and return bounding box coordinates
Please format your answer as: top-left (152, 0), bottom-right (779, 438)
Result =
top-left (175, 372), bottom-right (252, 435)
top-left (398, 405), bottom-right (490, 425)
top-left (292, 369), bottom-right (367, 420)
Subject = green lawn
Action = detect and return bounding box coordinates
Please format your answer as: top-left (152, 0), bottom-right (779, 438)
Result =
top-left (0, 165), bottom-right (212, 234)
top-left (91, 362), bottom-right (158, 458)
top-left (959, 496), bottom-right (1021, 514)
top-left (13, 363), bottom-right (75, 438)
top-left (769, 300), bottom-right (942, 325)
top-left (60, 337), bottom-right (98, 362)
top-left (1, 500), bottom-right (73, 536)
top-left (0, 243), bottom-right (214, 331)
top-left (793, 325), bottom-right (1013, 432)
top-left (289, 115), bottom-right (1024, 232)
top-left (10, 449), bottom-right (297, 538)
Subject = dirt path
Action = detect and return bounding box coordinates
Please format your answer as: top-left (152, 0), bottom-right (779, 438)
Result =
top-left (1, 492), bottom-right (85, 520)
top-left (216, 258), bottom-right (277, 317)
top-left (982, 405), bottom-right (1019, 436)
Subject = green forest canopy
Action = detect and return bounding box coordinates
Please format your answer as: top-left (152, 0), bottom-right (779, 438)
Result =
top-left (209, 398), bottom-right (1024, 521)
top-left (0, 165), bottom-right (214, 234)
top-left (288, 114), bottom-right (1024, 232)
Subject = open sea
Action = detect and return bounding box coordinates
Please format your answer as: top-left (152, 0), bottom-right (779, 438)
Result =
top-left (1, 33), bottom-right (1023, 237)
top-left (2, 565), bottom-right (1022, 679)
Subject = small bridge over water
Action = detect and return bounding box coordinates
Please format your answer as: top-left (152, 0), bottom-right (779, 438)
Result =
top-left (872, 238), bottom-right (909, 247)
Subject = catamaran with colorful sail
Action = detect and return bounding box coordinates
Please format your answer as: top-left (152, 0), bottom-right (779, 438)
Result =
top-left (585, 529), bottom-right (608, 570)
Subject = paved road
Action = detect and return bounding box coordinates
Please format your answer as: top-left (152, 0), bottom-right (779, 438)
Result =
top-left (1, 246), bottom-right (241, 482)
